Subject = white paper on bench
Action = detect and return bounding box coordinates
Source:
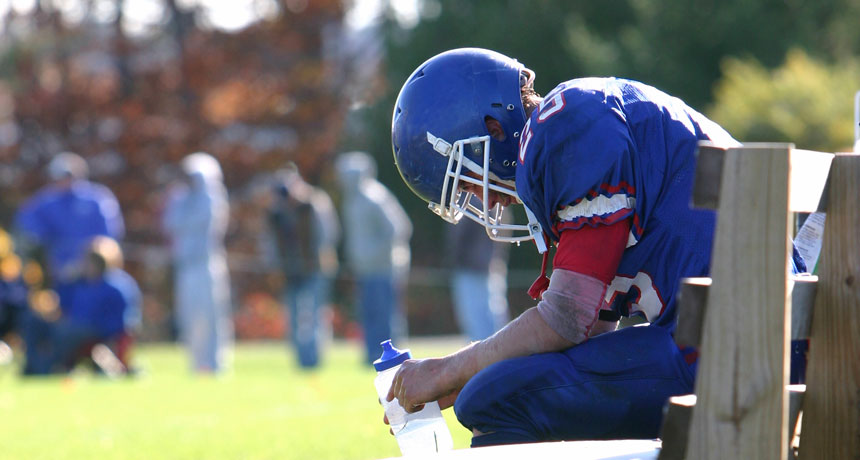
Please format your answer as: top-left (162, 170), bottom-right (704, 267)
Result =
top-left (795, 212), bottom-right (826, 273)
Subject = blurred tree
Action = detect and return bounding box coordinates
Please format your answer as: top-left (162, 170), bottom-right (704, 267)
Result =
top-left (708, 49), bottom-right (860, 152)
top-left (608, 0), bottom-right (860, 108)
top-left (0, 0), bottom-right (352, 340)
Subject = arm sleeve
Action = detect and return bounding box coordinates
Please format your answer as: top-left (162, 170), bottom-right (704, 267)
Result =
top-left (535, 218), bottom-right (631, 343)
top-left (96, 186), bottom-right (125, 240)
top-left (536, 269), bottom-right (609, 344)
top-left (552, 218), bottom-right (631, 284)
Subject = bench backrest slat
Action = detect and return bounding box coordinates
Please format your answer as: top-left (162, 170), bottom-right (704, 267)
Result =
top-left (693, 143), bottom-right (834, 212)
top-left (686, 144), bottom-right (792, 460)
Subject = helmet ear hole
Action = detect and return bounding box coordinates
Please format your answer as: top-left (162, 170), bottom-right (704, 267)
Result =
top-left (484, 116), bottom-right (506, 142)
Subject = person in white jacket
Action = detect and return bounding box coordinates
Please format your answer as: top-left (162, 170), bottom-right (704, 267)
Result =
top-left (162, 152), bottom-right (233, 374)
top-left (336, 151), bottom-right (412, 364)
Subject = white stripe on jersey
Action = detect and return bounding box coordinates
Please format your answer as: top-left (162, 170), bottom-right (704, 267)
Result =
top-left (557, 193), bottom-right (635, 222)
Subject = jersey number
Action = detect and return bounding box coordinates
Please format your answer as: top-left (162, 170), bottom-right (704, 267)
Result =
top-left (537, 92), bottom-right (565, 122)
top-left (603, 272), bottom-right (665, 321)
top-left (518, 90), bottom-right (566, 164)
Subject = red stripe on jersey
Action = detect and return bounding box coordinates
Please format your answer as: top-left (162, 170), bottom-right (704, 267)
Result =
top-left (553, 218), bottom-right (631, 285)
top-left (631, 212), bottom-right (643, 238)
top-left (566, 182), bottom-right (637, 204)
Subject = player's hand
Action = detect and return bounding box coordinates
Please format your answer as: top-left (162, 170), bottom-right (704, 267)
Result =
top-left (386, 357), bottom-right (460, 414)
top-left (380, 386), bottom-right (459, 436)
top-left (382, 413), bottom-right (393, 436)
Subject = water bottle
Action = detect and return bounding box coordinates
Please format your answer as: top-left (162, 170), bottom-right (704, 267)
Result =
top-left (373, 340), bottom-right (454, 455)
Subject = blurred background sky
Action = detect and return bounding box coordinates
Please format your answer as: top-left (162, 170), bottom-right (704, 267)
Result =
top-left (0, 0), bottom-right (857, 342)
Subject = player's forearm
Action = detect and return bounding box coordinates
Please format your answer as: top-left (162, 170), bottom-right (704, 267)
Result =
top-left (440, 307), bottom-right (574, 391)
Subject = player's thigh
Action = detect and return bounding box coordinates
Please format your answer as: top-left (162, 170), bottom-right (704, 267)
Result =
top-left (455, 325), bottom-right (694, 439)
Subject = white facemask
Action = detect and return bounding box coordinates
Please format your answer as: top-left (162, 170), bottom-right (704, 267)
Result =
top-left (426, 132), bottom-right (547, 253)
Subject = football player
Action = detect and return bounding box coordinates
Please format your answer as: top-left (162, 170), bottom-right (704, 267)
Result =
top-left (387, 48), bottom-right (806, 446)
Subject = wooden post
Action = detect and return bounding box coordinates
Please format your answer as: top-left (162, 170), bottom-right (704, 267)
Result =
top-left (673, 278), bottom-right (711, 349)
top-left (798, 153), bottom-right (860, 460)
top-left (658, 395), bottom-right (697, 460)
top-left (685, 144), bottom-right (793, 460)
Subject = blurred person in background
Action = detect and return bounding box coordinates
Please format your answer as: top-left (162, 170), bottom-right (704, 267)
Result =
top-left (0, 227), bottom-right (29, 360)
top-left (335, 151), bottom-right (412, 364)
top-left (445, 211), bottom-right (510, 342)
top-left (162, 152), bottom-right (233, 374)
top-left (20, 236), bottom-right (140, 375)
top-left (266, 163), bottom-right (340, 369)
top-left (13, 152), bottom-right (125, 289)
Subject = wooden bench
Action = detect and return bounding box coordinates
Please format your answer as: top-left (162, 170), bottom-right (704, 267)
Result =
top-left (659, 143), bottom-right (860, 460)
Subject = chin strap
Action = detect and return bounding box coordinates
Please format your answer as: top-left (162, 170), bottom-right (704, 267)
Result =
top-left (522, 205), bottom-right (547, 254)
top-left (527, 233), bottom-right (552, 300)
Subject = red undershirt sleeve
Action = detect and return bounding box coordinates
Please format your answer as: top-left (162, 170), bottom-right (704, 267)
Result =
top-left (552, 218), bottom-right (632, 285)
top-left (534, 219), bottom-right (632, 343)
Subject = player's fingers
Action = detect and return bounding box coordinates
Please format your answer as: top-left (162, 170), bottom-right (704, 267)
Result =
top-left (394, 375), bottom-right (407, 406)
top-left (398, 388), bottom-right (411, 410)
top-left (382, 413), bottom-right (394, 436)
top-left (386, 377), bottom-right (397, 402)
top-left (397, 386), bottom-right (406, 408)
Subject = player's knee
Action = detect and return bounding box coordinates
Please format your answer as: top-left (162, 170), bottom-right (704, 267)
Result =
top-left (453, 370), bottom-right (501, 428)
top-left (452, 381), bottom-right (482, 424)
top-left (457, 381), bottom-right (539, 448)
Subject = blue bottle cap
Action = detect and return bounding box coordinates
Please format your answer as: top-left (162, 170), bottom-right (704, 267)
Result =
top-left (373, 339), bottom-right (412, 371)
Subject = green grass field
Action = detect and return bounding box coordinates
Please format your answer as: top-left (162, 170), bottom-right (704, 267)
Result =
top-left (0, 339), bottom-right (473, 460)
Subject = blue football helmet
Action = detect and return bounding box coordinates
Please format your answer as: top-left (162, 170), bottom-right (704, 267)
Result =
top-left (391, 48), bottom-right (546, 252)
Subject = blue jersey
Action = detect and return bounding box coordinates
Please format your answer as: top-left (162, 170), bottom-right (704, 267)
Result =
top-left (15, 181), bottom-right (125, 279)
top-left (57, 274), bottom-right (131, 339)
top-left (516, 78), bottom-right (738, 331)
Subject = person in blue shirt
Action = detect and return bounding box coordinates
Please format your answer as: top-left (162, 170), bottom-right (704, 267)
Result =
top-left (386, 48), bottom-right (807, 446)
top-left (21, 236), bottom-right (140, 375)
top-left (14, 152), bottom-right (125, 288)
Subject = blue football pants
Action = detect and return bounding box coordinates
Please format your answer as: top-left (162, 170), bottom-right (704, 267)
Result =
top-left (454, 325), bottom-right (695, 447)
